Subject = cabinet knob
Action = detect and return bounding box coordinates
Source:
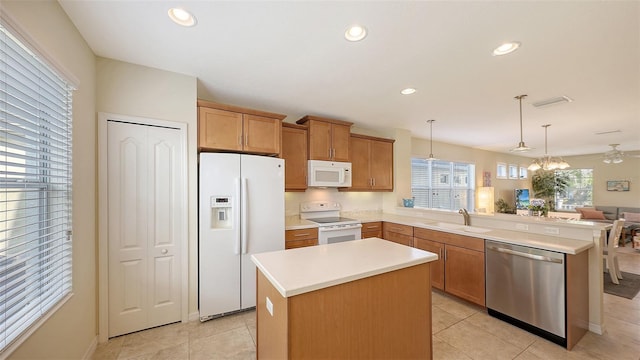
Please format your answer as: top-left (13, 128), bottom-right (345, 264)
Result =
top-left (161, 249), bottom-right (168, 255)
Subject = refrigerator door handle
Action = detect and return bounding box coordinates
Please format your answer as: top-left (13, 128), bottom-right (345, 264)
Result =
top-left (241, 177), bottom-right (248, 254)
top-left (234, 177), bottom-right (241, 255)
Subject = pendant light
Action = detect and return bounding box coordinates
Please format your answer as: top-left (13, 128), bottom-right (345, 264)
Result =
top-left (527, 124), bottom-right (570, 171)
top-left (510, 94), bottom-right (532, 152)
top-left (427, 119), bottom-right (438, 161)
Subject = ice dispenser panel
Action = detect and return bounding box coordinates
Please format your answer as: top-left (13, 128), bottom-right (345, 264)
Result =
top-left (210, 196), bottom-right (232, 229)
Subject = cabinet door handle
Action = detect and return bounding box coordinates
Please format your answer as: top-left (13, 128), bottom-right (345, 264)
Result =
top-left (245, 134), bottom-right (248, 146)
top-left (439, 248), bottom-right (443, 260)
top-left (372, 178), bottom-right (376, 186)
top-left (444, 248), bottom-right (447, 261)
top-left (328, 148), bottom-right (332, 158)
top-left (238, 136), bottom-right (243, 146)
top-left (294, 233), bottom-right (309, 237)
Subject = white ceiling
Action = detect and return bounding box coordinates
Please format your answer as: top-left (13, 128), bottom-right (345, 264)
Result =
top-left (58, 1), bottom-right (640, 158)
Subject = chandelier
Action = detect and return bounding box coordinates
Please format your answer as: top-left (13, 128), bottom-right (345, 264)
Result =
top-left (603, 144), bottom-right (624, 164)
top-left (527, 124), bottom-right (570, 171)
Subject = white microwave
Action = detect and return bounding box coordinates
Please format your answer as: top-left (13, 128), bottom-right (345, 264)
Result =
top-left (307, 160), bottom-right (352, 187)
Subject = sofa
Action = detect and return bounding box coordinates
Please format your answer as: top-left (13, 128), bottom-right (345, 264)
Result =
top-left (576, 206), bottom-right (640, 245)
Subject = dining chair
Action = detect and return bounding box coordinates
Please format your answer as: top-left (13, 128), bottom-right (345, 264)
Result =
top-left (603, 219), bottom-right (625, 284)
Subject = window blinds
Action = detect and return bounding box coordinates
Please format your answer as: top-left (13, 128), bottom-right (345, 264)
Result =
top-left (0, 22), bottom-right (73, 351)
top-left (411, 158), bottom-right (475, 211)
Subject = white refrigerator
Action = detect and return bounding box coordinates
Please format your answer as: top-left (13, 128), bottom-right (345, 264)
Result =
top-left (198, 153), bottom-right (284, 320)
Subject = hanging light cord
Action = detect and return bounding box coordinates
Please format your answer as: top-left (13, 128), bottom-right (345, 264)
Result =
top-left (427, 119), bottom-right (435, 159)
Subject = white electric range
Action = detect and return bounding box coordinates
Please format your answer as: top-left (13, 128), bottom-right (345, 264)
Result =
top-left (300, 201), bottom-right (362, 245)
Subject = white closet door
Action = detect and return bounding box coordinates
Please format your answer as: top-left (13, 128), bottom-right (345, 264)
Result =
top-left (107, 120), bottom-right (183, 337)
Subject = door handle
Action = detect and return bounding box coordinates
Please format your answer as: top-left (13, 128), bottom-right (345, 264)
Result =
top-left (161, 249), bottom-right (168, 255)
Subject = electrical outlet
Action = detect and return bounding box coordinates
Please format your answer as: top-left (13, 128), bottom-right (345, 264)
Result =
top-left (545, 227), bottom-right (560, 235)
top-left (516, 223), bottom-right (528, 230)
top-left (266, 296), bottom-right (274, 316)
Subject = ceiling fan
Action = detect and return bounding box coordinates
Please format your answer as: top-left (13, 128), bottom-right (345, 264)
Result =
top-left (601, 144), bottom-right (640, 163)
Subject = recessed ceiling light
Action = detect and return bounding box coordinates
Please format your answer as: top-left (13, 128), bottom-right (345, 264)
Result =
top-left (492, 42), bottom-right (520, 56)
top-left (401, 88), bottom-right (416, 95)
top-left (168, 7), bottom-right (197, 27)
top-left (345, 25), bottom-right (367, 41)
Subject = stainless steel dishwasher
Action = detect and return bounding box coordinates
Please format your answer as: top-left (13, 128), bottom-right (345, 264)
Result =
top-left (485, 240), bottom-right (566, 347)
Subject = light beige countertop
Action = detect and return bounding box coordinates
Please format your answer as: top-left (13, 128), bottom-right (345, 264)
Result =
top-left (285, 212), bottom-right (595, 255)
top-left (251, 237), bottom-right (438, 298)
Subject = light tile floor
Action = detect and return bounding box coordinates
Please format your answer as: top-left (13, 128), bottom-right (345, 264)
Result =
top-left (92, 249), bottom-right (640, 360)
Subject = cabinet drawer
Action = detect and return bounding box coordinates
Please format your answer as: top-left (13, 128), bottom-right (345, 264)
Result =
top-left (382, 222), bottom-right (413, 236)
top-left (361, 221), bottom-right (382, 232)
top-left (362, 230), bottom-right (383, 239)
top-left (383, 231), bottom-right (414, 247)
top-left (285, 238), bottom-right (318, 249)
top-left (285, 228), bottom-right (318, 241)
top-left (414, 227), bottom-right (484, 252)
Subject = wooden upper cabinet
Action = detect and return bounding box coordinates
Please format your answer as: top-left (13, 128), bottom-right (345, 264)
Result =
top-left (346, 134), bottom-right (394, 191)
top-left (197, 100), bottom-right (285, 155)
top-left (282, 123), bottom-right (308, 191)
top-left (199, 107), bottom-right (244, 152)
top-left (296, 116), bottom-right (352, 161)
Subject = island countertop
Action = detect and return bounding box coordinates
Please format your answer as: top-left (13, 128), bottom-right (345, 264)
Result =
top-left (251, 237), bottom-right (438, 298)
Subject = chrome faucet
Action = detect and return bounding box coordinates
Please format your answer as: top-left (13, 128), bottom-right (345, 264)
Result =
top-left (458, 208), bottom-right (470, 226)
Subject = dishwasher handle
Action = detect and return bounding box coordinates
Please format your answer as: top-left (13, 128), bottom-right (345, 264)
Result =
top-left (486, 245), bottom-right (563, 264)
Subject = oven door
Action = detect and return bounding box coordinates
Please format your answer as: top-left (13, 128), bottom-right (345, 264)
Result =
top-left (318, 224), bottom-right (362, 245)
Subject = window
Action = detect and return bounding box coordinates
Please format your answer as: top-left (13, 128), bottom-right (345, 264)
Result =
top-left (555, 169), bottom-right (593, 210)
top-left (508, 164), bottom-right (518, 179)
top-left (1, 21), bottom-right (73, 352)
top-left (411, 158), bottom-right (475, 211)
top-left (519, 166), bottom-right (528, 179)
top-left (496, 163), bottom-right (507, 179)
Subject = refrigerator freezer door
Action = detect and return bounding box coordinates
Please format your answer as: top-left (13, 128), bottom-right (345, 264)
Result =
top-left (198, 153), bottom-right (242, 317)
top-left (239, 155), bottom-right (285, 309)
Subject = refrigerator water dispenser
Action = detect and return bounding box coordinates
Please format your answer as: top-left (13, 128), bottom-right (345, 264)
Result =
top-left (210, 196), bottom-right (232, 229)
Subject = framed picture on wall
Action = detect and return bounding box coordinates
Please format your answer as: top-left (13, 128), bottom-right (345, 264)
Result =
top-left (606, 180), bottom-right (630, 192)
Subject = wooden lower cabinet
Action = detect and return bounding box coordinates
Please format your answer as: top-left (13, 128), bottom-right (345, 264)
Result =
top-left (414, 227), bottom-right (485, 306)
top-left (256, 264), bottom-right (432, 359)
top-left (285, 228), bottom-right (318, 249)
top-left (444, 245), bottom-right (485, 306)
top-left (382, 222), bottom-right (413, 246)
top-left (361, 221), bottom-right (382, 239)
top-left (414, 237), bottom-right (445, 290)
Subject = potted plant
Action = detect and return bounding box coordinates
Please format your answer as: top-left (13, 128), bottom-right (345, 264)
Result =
top-left (531, 170), bottom-right (570, 214)
top-left (528, 199), bottom-right (545, 216)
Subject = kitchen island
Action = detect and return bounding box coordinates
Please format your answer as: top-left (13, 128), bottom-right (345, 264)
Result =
top-left (251, 238), bottom-right (438, 359)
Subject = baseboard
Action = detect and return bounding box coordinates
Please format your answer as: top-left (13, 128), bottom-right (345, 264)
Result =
top-left (589, 322), bottom-right (604, 335)
top-left (82, 336), bottom-right (98, 360)
top-left (188, 311), bottom-right (200, 322)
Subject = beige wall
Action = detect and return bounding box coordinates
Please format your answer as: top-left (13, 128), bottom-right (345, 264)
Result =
top-left (564, 151), bottom-right (640, 208)
top-left (411, 137), bottom-right (532, 208)
top-left (1, 1), bottom-right (97, 359)
top-left (95, 58), bottom-right (199, 317)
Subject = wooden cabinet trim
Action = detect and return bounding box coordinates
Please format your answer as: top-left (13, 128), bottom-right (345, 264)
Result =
top-left (350, 133), bottom-right (395, 143)
top-left (197, 99), bottom-right (286, 120)
top-left (282, 122), bottom-right (308, 130)
top-left (296, 115), bottom-right (353, 127)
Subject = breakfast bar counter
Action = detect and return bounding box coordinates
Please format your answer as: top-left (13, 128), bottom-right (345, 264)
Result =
top-left (251, 238), bottom-right (438, 359)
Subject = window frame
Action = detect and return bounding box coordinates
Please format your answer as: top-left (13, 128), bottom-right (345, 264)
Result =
top-left (411, 158), bottom-right (476, 211)
top-left (0, 18), bottom-right (73, 355)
